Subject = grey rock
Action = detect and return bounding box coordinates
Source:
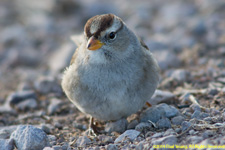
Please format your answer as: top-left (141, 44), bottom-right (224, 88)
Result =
top-left (106, 144), bottom-right (118, 150)
top-left (75, 136), bottom-right (91, 147)
top-left (152, 132), bottom-right (164, 138)
top-left (187, 136), bottom-right (203, 144)
top-left (190, 104), bottom-right (201, 112)
top-left (6, 90), bottom-right (36, 105)
top-left (140, 103), bottom-right (179, 123)
top-left (15, 98), bottom-right (38, 111)
top-left (153, 50), bottom-right (181, 70)
top-left (157, 118), bottom-right (171, 129)
top-left (140, 105), bottom-right (165, 123)
top-left (10, 125), bottom-right (49, 150)
top-left (191, 110), bottom-right (201, 119)
top-left (171, 116), bottom-right (185, 125)
top-left (164, 129), bottom-right (176, 136)
top-left (72, 122), bottom-right (87, 131)
top-left (148, 90), bottom-right (175, 105)
top-left (168, 69), bottom-right (190, 82)
top-left (34, 76), bottom-right (62, 95)
top-left (0, 139), bottom-right (14, 150)
top-left (40, 124), bottom-right (53, 134)
top-left (48, 98), bottom-right (63, 115)
top-left (202, 130), bottom-right (214, 139)
top-left (98, 135), bottom-right (113, 144)
top-left (135, 122), bottom-right (152, 132)
top-left (105, 118), bottom-right (128, 133)
top-left (158, 103), bottom-right (179, 118)
top-left (200, 112), bottom-right (210, 119)
top-left (114, 130), bottom-right (140, 143)
top-left (52, 145), bottom-right (62, 150)
top-left (127, 120), bottom-right (139, 129)
top-left (181, 121), bottom-right (191, 131)
top-left (43, 147), bottom-right (54, 150)
top-left (136, 141), bottom-right (144, 150)
top-left (0, 125), bottom-right (19, 139)
top-left (208, 88), bottom-right (219, 96)
top-left (152, 135), bottom-right (177, 145)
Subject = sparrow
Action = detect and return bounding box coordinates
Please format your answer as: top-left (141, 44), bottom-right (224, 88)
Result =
top-left (61, 14), bottom-right (159, 131)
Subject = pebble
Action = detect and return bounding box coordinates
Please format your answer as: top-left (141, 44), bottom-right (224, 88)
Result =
top-left (141, 103), bottom-right (179, 123)
top-left (190, 104), bottom-right (201, 112)
top-left (0, 139), bottom-right (14, 150)
top-left (98, 135), bottom-right (113, 144)
top-left (75, 136), bottom-right (91, 147)
top-left (6, 90), bottom-right (37, 106)
top-left (34, 76), bottom-right (62, 95)
top-left (114, 130), bottom-right (140, 143)
top-left (15, 98), bottom-right (38, 111)
top-left (10, 125), bottom-right (49, 150)
top-left (148, 90), bottom-right (175, 105)
top-left (47, 98), bottom-right (63, 115)
top-left (191, 110), bottom-right (201, 119)
top-left (171, 116), bottom-right (185, 125)
top-left (181, 121), bottom-right (191, 131)
top-left (43, 147), bottom-right (54, 150)
top-left (187, 136), bottom-right (203, 144)
top-left (127, 120), bottom-right (139, 129)
top-left (202, 130), bottom-right (214, 139)
top-left (151, 135), bottom-right (178, 145)
top-left (135, 122), bottom-right (152, 133)
top-left (0, 125), bottom-right (19, 139)
top-left (164, 129), bottom-right (176, 136)
top-left (156, 117), bottom-right (172, 129)
top-left (40, 124), bottom-right (53, 134)
top-left (105, 118), bottom-right (128, 133)
top-left (72, 122), bottom-right (87, 131)
top-left (105, 144), bottom-right (118, 150)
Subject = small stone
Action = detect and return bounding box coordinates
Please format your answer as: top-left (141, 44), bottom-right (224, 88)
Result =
top-left (106, 144), bottom-right (118, 150)
top-left (140, 105), bottom-right (165, 123)
top-left (0, 139), bottom-right (14, 150)
top-left (152, 132), bottom-right (163, 138)
top-left (0, 125), bottom-right (20, 139)
top-left (158, 103), bottom-right (179, 118)
top-left (72, 122), bottom-right (87, 131)
top-left (75, 136), bottom-right (91, 147)
top-left (52, 145), bottom-right (62, 150)
top-left (105, 118), bottom-right (128, 133)
top-left (157, 118), bottom-right (171, 129)
top-left (187, 136), bottom-right (203, 144)
top-left (189, 129), bottom-right (196, 135)
top-left (190, 104), bottom-right (201, 112)
top-left (208, 88), bottom-right (219, 96)
top-left (6, 90), bottom-right (37, 106)
top-left (127, 120), bottom-right (139, 129)
top-left (135, 122), bottom-right (152, 132)
top-left (98, 135), bottom-right (113, 144)
top-left (152, 135), bottom-right (177, 145)
top-left (10, 125), bottom-right (49, 150)
top-left (41, 124), bottom-right (53, 134)
top-left (202, 130), bottom-right (214, 139)
top-left (191, 110), bottom-right (201, 119)
top-left (43, 147), bottom-right (54, 150)
top-left (164, 129), bottom-right (176, 136)
top-left (48, 98), bottom-right (63, 115)
top-left (181, 121), bottom-right (191, 131)
top-left (148, 90), bottom-right (175, 105)
top-left (15, 98), bottom-right (38, 111)
top-left (200, 112), bottom-right (210, 119)
top-left (171, 116), bottom-right (185, 125)
top-left (114, 130), bottom-right (140, 143)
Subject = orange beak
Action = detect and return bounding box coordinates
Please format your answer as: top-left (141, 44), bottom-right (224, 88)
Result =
top-left (87, 36), bottom-right (104, 50)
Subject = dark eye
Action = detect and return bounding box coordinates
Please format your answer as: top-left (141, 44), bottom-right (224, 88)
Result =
top-left (108, 32), bottom-right (116, 40)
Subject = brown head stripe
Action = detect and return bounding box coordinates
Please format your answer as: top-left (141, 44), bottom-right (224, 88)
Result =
top-left (84, 14), bottom-right (114, 39)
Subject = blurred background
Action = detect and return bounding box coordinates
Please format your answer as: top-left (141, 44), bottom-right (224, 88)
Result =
top-left (0, 0), bottom-right (225, 110)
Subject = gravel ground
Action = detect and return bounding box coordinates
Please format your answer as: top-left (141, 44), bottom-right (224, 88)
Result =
top-left (0, 0), bottom-right (225, 150)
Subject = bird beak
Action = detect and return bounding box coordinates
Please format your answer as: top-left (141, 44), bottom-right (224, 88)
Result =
top-left (87, 36), bottom-right (104, 50)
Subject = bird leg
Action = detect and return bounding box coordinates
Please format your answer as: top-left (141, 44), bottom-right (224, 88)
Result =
top-left (88, 117), bottom-right (99, 136)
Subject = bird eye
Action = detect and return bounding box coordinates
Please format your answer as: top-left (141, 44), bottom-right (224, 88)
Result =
top-left (108, 32), bottom-right (116, 40)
